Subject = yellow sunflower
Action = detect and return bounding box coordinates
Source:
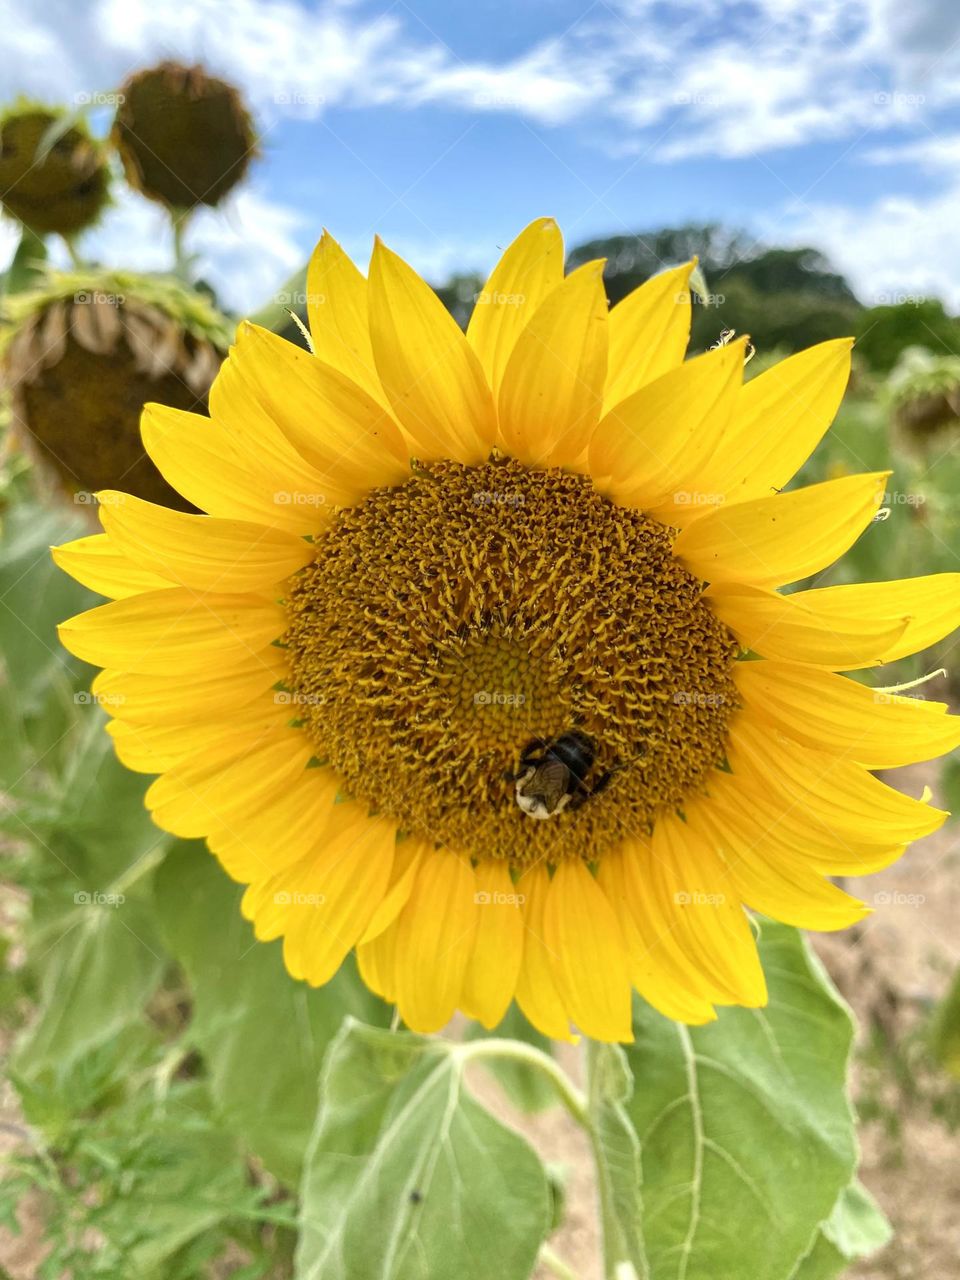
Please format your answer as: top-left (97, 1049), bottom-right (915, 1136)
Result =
top-left (53, 219), bottom-right (960, 1043)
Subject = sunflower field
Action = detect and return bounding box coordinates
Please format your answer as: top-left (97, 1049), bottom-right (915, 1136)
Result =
top-left (2, 54), bottom-right (960, 1280)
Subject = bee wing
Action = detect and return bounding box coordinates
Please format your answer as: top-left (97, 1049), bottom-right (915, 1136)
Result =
top-left (527, 757), bottom-right (569, 811)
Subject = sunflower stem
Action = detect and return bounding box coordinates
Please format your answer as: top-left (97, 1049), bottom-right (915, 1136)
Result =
top-left (454, 1037), bottom-right (588, 1126)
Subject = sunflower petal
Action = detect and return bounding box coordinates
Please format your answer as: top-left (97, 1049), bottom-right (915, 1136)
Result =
top-left (498, 261), bottom-right (608, 467)
top-left (673, 472), bottom-right (890, 589)
top-left (52, 533), bottom-right (172, 599)
top-left (280, 811), bottom-right (397, 986)
top-left (596, 848), bottom-right (717, 1024)
top-left (58, 589), bottom-right (285, 676)
top-left (460, 860), bottom-right (524, 1029)
top-left (92, 648), bottom-right (287, 726)
top-left (685, 793), bottom-right (868, 930)
top-left (359, 839), bottom-right (423, 944)
top-left (96, 490), bottom-right (314, 593)
top-left (146, 727), bottom-right (313, 839)
top-left (393, 846), bottom-right (478, 1033)
top-left (590, 338), bottom-right (746, 507)
top-left (650, 811), bottom-right (767, 1007)
top-left (796, 574), bottom-right (960, 665)
top-left (603, 261), bottom-right (695, 412)
top-left (106, 714), bottom-right (260, 774)
top-left (735, 660), bottom-right (960, 768)
top-left (705, 768), bottom-right (905, 876)
top-left (226, 323), bottom-right (410, 498)
top-left (208, 767), bottom-right (342, 884)
top-left (368, 239), bottom-right (495, 463)
top-left (666, 339), bottom-right (853, 522)
top-left (306, 230), bottom-right (386, 405)
top-left (140, 404), bottom-right (323, 534)
top-left (706, 581), bottom-right (908, 669)
top-left (543, 859), bottom-right (632, 1041)
top-left (726, 714), bottom-right (948, 845)
top-left (514, 862), bottom-right (574, 1041)
top-left (466, 217), bottom-right (564, 398)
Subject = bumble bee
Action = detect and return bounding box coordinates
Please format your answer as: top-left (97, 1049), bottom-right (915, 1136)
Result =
top-left (505, 730), bottom-right (621, 819)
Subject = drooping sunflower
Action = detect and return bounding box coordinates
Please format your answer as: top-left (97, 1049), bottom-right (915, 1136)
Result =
top-left (54, 220), bottom-right (960, 1042)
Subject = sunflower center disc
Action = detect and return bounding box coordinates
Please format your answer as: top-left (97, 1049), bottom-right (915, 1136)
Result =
top-left (284, 459), bottom-right (740, 864)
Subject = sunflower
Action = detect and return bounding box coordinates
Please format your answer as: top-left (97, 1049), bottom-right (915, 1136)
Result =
top-left (53, 220), bottom-right (960, 1043)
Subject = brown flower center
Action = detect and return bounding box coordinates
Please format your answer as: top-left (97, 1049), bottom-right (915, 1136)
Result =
top-left (283, 458), bottom-right (740, 865)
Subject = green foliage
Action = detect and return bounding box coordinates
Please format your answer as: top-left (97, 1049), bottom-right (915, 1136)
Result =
top-left (567, 227), bottom-right (861, 358)
top-left (792, 1184), bottom-right (892, 1280)
top-left (621, 921), bottom-right (880, 1280)
top-left (155, 843), bottom-right (391, 1185)
top-left (295, 1023), bottom-right (552, 1280)
top-left (855, 299), bottom-right (960, 373)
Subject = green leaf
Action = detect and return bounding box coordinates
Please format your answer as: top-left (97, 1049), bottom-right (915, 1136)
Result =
top-left (465, 1002), bottom-right (558, 1112)
top-left (791, 1183), bottom-right (892, 1279)
top-left (10, 708), bottom-right (169, 1108)
top-left (587, 1041), bottom-right (647, 1280)
top-left (155, 843), bottom-right (391, 1185)
top-left (296, 1021), bottom-right (551, 1280)
top-left (624, 921), bottom-right (859, 1280)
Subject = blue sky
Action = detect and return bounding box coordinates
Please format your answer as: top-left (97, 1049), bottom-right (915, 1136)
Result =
top-left (4, 0), bottom-right (960, 310)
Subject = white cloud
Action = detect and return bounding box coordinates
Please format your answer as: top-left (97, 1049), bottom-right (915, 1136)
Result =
top-left (778, 186), bottom-right (960, 311)
top-left (2, 0), bottom-right (960, 159)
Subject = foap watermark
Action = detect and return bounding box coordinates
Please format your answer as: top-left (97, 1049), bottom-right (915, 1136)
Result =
top-left (881, 489), bottom-right (926, 508)
top-left (74, 90), bottom-right (125, 106)
top-left (679, 290), bottom-right (725, 306)
top-left (474, 890), bottom-right (526, 906)
top-left (74, 890), bottom-right (125, 908)
top-left (473, 289), bottom-right (526, 308)
top-left (674, 890), bottom-right (726, 906)
top-left (473, 490), bottom-right (525, 507)
top-left (275, 690), bottom-right (327, 707)
top-left (674, 91), bottom-right (725, 107)
top-left (274, 491), bottom-right (327, 507)
top-left (74, 490), bottom-right (127, 506)
top-left (874, 90), bottom-right (926, 107)
top-left (673, 490), bottom-right (726, 508)
top-left (74, 289), bottom-right (125, 307)
top-left (275, 289), bottom-right (325, 307)
top-left (874, 890), bottom-right (925, 907)
top-left (273, 891), bottom-right (327, 906)
top-left (474, 690), bottom-right (526, 707)
top-left (674, 691), bottom-right (727, 707)
top-left (74, 690), bottom-right (126, 708)
top-left (874, 291), bottom-right (927, 307)
top-left (274, 91), bottom-right (326, 108)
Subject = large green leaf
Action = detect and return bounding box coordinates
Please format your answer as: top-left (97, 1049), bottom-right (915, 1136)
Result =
top-left (155, 843), bottom-right (391, 1186)
top-left (295, 1022), bottom-right (551, 1280)
top-left (624, 921), bottom-right (860, 1280)
top-left (790, 1183), bottom-right (892, 1279)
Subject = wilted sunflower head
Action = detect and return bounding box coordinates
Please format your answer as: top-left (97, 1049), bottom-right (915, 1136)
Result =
top-left (4, 270), bottom-right (230, 508)
top-left (112, 61), bottom-right (257, 210)
top-left (54, 219), bottom-right (960, 1043)
top-left (0, 102), bottom-right (110, 237)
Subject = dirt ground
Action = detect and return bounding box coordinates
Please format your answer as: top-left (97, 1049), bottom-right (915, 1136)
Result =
top-left (2, 761), bottom-right (959, 1280)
